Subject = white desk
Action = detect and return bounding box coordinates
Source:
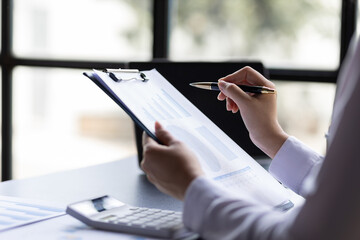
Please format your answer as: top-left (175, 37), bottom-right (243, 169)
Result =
top-left (0, 156), bottom-right (186, 239)
top-left (0, 156), bottom-right (182, 211)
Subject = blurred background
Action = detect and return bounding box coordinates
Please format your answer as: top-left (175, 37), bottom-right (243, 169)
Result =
top-left (1, 0), bottom-right (359, 179)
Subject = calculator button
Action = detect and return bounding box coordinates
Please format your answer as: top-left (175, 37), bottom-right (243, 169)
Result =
top-left (162, 216), bottom-right (176, 220)
top-left (138, 208), bottom-right (149, 211)
top-left (99, 215), bottom-right (118, 222)
top-left (132, 213), bottom-right (148, 218)
top-left (132, 210), bottom-right (144, 214)
top-left (147, 209), bottom-right (161, 213)
top-left (114, 219), bottom-right (131, 224)
top-left (155, 220), bottom-right (168, 225)
top-left (124, 216), bottom-right (138, 221)
top-left (132, 219), bottom-right (147, 225)
top-left (154, 212), bottom-right (169, 217)
top-left (145, 216), bottom-right (159, 221)
top-left (144, 222), bottom-right (158, 227)
top-left (161, 210), bottom-right (175, 214)
top-left (142, 217), bottom-right (152, 221)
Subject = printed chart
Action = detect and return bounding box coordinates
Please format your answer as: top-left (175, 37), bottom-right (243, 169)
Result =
top-left (0, 196), bottom-right (64, 232)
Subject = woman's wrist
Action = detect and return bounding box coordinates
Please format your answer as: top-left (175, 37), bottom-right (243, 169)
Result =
top-left (250, 126), bottom-right (289, 159)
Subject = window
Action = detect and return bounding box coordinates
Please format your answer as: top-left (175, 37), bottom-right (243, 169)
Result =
top-left (1, 0), bottom-right (357, 180)
top-left (170, 0), bottom-right (341, 70)
top-left (13, 0), bottom-right (152, 61)
top-left (13, 67), bottom-right (136, 178)
top-left (276, 81), bottom-right (335, 154)
top-left (10, 0), bottom-right (152, 179)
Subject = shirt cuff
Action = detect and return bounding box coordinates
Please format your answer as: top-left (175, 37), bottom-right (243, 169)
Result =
top-left (182, 176), bottom-right (224, 232)
top-left (269, 136), bottom-right (323, 195)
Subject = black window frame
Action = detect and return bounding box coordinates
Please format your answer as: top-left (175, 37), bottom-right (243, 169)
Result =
top-left (1, 0), bottom-right (358, 181)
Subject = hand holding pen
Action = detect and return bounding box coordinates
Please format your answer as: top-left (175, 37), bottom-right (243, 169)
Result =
top-left (201, 66), bottom-right (288, 159)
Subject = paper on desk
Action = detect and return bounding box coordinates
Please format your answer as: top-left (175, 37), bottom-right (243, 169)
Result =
top-left (0, 214), bottom-right (154, 240)
top-left (93, 69), bottom-right (294, 207)
top-left (0, 195), bottom-right (65, 232)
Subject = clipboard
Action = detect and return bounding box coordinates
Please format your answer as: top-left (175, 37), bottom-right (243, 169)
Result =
top-left (84, 68), bottom-right (298, 211)
top-left (83, 70), bottom-right (159, 143)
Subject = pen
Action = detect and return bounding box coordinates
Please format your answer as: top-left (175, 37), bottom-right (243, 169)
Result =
top-left (189, 82), bottom-right (276, 94)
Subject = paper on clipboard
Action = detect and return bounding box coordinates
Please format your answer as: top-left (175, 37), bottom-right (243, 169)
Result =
top-left (88, 69), bottom-right (295, 209)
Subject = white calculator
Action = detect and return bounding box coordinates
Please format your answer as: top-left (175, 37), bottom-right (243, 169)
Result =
top-left (66, 195), bottom-right (198, 239)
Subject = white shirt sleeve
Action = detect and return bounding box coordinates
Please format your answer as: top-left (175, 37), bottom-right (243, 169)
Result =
top-left (183, 176), bottom-right (298, 240)
top-left (269, 136), bottom-right (323, 196)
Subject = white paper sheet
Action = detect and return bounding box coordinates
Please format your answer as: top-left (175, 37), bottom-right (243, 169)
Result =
top-left (0, 195), bottom-right (65, 232)
top-left (93, 69), bottom-right (295, 207)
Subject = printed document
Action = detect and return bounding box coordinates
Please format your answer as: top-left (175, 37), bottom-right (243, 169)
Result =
top-left (0, 195), bottom-right (64, 232)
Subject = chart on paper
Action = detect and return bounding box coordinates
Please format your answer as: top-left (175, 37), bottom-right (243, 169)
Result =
top-left (0, 196), bottom-right (64, 232)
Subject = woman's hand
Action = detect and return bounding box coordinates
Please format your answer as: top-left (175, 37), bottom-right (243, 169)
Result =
top-left (217, 66), bottom-right (288, 158)
top-left (141, 122), bottom-right (204, 200)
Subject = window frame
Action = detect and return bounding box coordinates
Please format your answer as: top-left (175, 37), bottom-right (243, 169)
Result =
top-left (1, 0), bottom-right (358, 181)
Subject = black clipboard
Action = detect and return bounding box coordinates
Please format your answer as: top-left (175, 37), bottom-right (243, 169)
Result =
top-left (83, 71), bottom-right (160, 144)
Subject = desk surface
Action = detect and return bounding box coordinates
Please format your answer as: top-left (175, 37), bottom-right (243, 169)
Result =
top-left (0, 156), bottom-right (182, 211)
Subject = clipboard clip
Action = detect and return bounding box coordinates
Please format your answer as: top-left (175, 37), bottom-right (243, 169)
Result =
top-left (102, 68), bottom-right (149, 83)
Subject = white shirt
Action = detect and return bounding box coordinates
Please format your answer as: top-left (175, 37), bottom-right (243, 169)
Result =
top-left (182, 36), bottom-right (360, 240)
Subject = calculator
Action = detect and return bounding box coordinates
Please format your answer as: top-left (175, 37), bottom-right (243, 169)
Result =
top-left (66, 195), bottom-right (198, 239)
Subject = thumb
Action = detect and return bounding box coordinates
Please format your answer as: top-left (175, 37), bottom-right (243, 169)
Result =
top-left (155, 122), bottom-right (176, 146)
top-left (218, 80), bottom-right (250, 106)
